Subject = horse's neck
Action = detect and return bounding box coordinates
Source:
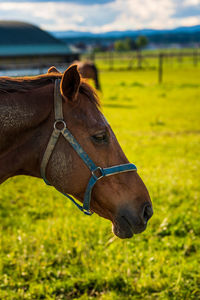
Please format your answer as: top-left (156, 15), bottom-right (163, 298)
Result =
top-left (0, 85), bottom-right (53, 183)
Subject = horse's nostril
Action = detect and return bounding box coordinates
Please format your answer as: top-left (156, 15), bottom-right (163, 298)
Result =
top-left (142, 204), bottom-right (153, 223)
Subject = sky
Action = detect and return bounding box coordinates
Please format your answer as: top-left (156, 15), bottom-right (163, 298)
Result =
top-left (0, 0), bottom-right (199, 32)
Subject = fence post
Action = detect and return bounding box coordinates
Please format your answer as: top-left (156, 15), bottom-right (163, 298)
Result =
top-left (109, 51), bottom-right (113, 71)
top-left (158, 53), bottom-right (163, 84)
top-left (178, 51), bottom-right (182, 65)
top-left (193, 49), bottom-right (198, 67)
top-left (137, 50), bottom-right (142, 69)
top-left (90, 51), bottom-right (95, 62)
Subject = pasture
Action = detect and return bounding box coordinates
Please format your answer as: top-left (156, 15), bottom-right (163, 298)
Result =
top-left (0, 60), bottom-right (200, 299)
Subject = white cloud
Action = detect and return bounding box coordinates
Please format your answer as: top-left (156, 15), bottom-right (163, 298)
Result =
top-left (99, 0), bottom-right (176, 31)
top-left (178, 16), bottom-right (200, 26)
top-left (0, 0), bottom-right (199, 32)
top-left (183, 0), bottom-right (200, 6)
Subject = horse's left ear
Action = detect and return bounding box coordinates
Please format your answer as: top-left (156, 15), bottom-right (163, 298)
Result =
top-left (48, 66), bottom-right (60, 74)
top-left (60, 65), bottom-right (80, 102)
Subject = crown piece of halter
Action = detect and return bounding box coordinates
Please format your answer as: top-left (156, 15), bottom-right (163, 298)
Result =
top-left (40, 79), bottom-right (137, 215)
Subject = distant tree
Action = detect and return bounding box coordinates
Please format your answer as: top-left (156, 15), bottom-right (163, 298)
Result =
top-left (124, 37), bottom-right (137, 51)
top-left (114, 40), bottom-right (125, 51)
top-left (136, 35), bottom-right (148, 50)
top-left (135, 36), bottom-right (148, 69)
top-left (114, 38), bottom-right (137, 52)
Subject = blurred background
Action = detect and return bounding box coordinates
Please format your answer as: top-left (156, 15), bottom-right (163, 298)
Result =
top-left (0, 0), bottom-right (199, 77)
top-left (0, 1), bottom-right (200, 299)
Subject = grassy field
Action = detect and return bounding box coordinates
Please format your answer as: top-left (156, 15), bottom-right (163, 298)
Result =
top-left (0, 61), bottom-right (200, 299)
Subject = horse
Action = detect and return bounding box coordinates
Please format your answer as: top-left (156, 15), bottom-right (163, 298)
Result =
top-left (49, 62), bottom-right (101, 91)
top-left (0, 64), bottom-right (153, 239)
top-left (73, 61), bottom-right (101, 91)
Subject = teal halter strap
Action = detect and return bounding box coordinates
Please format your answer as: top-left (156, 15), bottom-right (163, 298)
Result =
top-left (40, 79), bottom-right (137, 215)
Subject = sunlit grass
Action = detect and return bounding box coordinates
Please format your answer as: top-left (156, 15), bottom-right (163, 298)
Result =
top-left (0, 62), bottom-right (200, 299)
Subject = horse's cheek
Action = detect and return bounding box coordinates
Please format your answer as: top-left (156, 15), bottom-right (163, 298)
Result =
top-left (47, 149), bottom-right (73, 189)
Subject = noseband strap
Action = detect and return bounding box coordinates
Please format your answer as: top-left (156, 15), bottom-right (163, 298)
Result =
top-left (41, 79), bottom-right (137, 215)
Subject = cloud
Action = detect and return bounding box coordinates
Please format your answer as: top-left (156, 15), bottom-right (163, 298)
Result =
top-left (1, 0), bottom-right (114, 4)
top-left (0, 1), bottom-right (119, 31)
top-left (0, 0), bottom-right (199, 32)
top-left (183, 0), bottom-right (200, 5)
top-left (173, 6), bottom-right (200, 18)
top-left (172, 0), bottom-right (200, 18)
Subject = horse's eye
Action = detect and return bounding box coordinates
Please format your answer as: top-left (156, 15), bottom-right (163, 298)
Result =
top-left (92, 132), bottom-right (108, 144)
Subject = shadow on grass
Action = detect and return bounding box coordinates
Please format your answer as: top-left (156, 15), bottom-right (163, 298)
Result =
top-left (130, 81), bottom-right (145, 87)
top-left (119, 81), bottom-right (145, 87)
top-left (162, 83), bottom-right (200, 90)
top-left (103, 103), bottom-right (137, 109)
top-left (179, 83), bottom-right (200, 88)
top-left (108, 96), bottom-right (133, 102)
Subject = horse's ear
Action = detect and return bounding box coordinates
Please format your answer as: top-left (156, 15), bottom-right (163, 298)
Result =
top-left (60, 65), bottom-right (81, 101)
top-left (60, 65), bottom-right (80, 102)
top-left (48, 66), bottom-right (60, 74)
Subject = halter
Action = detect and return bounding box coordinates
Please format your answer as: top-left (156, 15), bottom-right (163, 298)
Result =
top-left (40, 79), bottom-right (137, 215)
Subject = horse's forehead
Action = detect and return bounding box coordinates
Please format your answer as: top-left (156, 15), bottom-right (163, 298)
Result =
top-left (88, 110), bottom-right (107, 127)
top-left (88, 103), bottom-right (109, 126)
top-left (75, 96), bottom-right (106, 126)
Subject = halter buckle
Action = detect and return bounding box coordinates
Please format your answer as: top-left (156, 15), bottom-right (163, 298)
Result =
top-left (91, 167), bottom-right (104, 180)
top-left (54, 120), bottom-right (66, 131)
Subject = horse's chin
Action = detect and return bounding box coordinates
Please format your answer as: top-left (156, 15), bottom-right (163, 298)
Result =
top-left (112, 223), bottom-right (134, 239)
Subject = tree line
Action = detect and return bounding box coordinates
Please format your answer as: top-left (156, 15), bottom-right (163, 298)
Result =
top-left (114, 36), bottom-right (148, 52)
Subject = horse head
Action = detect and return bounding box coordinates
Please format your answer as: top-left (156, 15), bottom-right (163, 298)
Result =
top-left (42, 65), bottom-right (153, 238)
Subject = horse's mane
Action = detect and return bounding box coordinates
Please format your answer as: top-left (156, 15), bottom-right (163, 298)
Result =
top-left (0, 74), bottom-right (100, 108)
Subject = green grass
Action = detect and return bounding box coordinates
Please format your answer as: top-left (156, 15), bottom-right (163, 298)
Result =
top-left (0, 61), bottom-right (200, 299)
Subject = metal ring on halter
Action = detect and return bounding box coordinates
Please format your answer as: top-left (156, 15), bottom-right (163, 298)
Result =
top-left (91, 167), bottom-right (104, 180)
top-left (54, 120), bottom-right (66, 131)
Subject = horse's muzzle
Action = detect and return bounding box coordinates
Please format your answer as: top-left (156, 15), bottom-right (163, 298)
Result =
top-left (113, 203), bottom-right (153, 239)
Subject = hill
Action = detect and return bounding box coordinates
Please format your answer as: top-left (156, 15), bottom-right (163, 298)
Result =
top-left (51, 25), bottom-right (200, 46)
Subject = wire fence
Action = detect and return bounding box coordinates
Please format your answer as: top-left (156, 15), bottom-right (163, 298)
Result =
top-left (82, 49), bottom-right (200, 83)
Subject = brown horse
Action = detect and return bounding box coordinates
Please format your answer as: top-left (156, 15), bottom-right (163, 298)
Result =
top-left (73, 61), bottom-right (101, 91)
top-left (0, 65), bottom-right (152, 239)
